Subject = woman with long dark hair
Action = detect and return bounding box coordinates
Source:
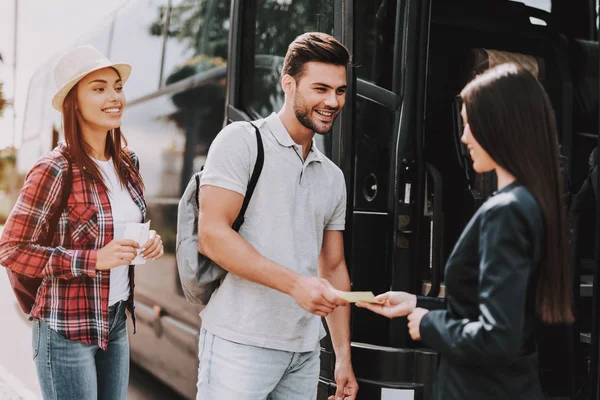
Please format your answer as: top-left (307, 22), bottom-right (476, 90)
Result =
top-left (0, 45), bottom-right (164, 399)
top-left (357, 64), bottom-right (573, 399)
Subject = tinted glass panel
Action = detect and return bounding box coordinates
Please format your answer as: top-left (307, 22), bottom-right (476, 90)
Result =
top-left (354, 0), bottom-right (398, 90)
top-left (110, 0), bottom-right (168, 100)
top-left (353, 96), bottom-right (395, 212)
top-left (121, 63), bottom-right (226, 302)
top-left (23, 71), bottom-right (51, 140)
top-left (79, 24), bottom-right (113, 56)
top-left (508, 0), bottom-right (550, 12)
top-left (240, 0), bottom-right (335, 120)
top-left (162, 0), bottom-right (230, 87)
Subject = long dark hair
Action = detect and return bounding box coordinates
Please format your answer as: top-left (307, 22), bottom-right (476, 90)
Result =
top-left (61, 69), bottom-right (144, 192)
top-left (461, 64), bottom-right (573, 324)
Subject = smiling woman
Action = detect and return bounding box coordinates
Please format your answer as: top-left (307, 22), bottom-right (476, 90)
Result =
top-left (0, 44), bottom-right (165, 400)
top-left (459, 104), bottom-right (496, 174)
top-left (61, 67), bottom-right (131, 190)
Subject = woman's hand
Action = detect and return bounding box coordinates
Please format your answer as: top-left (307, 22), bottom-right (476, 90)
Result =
top-left (141, 230), bottom-right (164, 261)
top-left (407, 307), bottom-right (429, 341)
top-left (356, 291), bottom-right (417, 318)
top-left (96, 239), bottom-right (139, 270)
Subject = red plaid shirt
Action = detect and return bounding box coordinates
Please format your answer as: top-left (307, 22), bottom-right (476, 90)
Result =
top-left (0, 142), bottom-right (146, 349)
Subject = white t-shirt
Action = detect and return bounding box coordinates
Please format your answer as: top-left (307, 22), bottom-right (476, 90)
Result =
top-left (94, 158), bottom-right (143, 306)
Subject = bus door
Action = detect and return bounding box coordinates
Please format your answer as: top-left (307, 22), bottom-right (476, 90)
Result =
top-left (419, 0), bottom-right (600, 398)
top-left (570, 0), bottom-right (600, 395)
top-left (343, 0), bottom-right (439, 399)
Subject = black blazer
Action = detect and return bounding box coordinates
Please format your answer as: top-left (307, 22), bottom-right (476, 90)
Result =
top-left (417, 182), bottom-right (545, 400)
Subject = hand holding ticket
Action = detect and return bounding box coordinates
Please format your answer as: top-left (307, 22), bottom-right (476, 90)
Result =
top-left (331, 289), bottom-right (384, 304)
top-left (124, 221), bottom-right (151, 265)
top-left (354, 291), bottom-right (417, 318)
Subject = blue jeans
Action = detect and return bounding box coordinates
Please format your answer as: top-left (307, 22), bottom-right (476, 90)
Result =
top-left (196, 328), bottom-right (320, 400)
top-left (32, 301), bottom-right (130, 400)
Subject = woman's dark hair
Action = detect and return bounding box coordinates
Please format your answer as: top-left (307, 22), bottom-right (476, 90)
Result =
top-left (62, 68), bottom-right (144, 192)
top-left (461, 63), bottom-right (573, 324)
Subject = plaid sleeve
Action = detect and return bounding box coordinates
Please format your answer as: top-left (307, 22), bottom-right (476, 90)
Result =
top-left (0, 154), bottom-right (96, 280)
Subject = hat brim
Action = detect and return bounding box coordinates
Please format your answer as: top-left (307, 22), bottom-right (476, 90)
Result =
top-left (51, 62), bottom-right (132, 112)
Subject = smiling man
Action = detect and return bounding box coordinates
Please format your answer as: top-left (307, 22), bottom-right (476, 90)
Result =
top-left (195, 32), bottom-right (358, 400)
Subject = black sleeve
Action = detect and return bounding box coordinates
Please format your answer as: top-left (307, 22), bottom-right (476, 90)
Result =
top-left (419, 202), bottom-right (535, 365)
top-left (416, 295), bottom-right (446, 311)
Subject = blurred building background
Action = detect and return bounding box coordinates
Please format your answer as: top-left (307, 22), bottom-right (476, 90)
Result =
top-left (0, 146), bottom-right (17, 224)
top-left (0, 0), bottom-right (127, 222)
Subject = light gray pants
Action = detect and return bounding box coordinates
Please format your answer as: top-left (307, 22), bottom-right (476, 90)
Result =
top-left (196, 328), bottom-right (320, 400)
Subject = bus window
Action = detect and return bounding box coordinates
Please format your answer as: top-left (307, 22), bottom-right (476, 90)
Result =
top-left (239, 0), bottom-right (334, 120)
top-left (508, 0), bottom-right (551, 12)
top-left (79, 23), bottom-right (113, 56)
top-left (114, 4), bottom-right (231, 394)
top-left (162, 0), bottom-right (230, 87)
top-left (353, 96), bottom-right (395, 212)
top-left (22, 71), bottom-right (50, 141)
top-left (354, 0), bottom-right (399, 91)
top-left (508, 0), bottom-right (550, 25)
top-left (110, 0), bottom-right (167, 101)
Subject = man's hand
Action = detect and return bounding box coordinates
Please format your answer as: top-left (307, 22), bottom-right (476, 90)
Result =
top-left (328, 358), bottom-right (358, 400)
top-left (289, 276), bottom-right (347, 317)
top-left (356, 291), bottom-right (417, 318)
top-left (407, 307), bottom-right (429, 341)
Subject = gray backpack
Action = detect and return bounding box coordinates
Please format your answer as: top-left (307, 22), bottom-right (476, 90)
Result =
top-left (176, 123), bottom-right (264, 304)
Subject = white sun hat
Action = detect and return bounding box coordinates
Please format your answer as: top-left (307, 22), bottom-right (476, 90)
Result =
top-left (51, 45), bottom-right (131, 112)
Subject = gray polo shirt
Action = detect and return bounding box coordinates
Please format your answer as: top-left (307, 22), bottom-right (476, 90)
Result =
top-left (199, 112), bottom-right (347, 352)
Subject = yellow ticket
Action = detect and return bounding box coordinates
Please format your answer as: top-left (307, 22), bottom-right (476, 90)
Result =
top-left (332, 289), bottom-right (382, 303)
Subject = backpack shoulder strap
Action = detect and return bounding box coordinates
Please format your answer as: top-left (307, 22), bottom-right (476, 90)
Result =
top-left (58, 149), bottom-right (73, 208)
top-left (244, 122), bottom-right (264, 208)
top-left (232, 122), bottom-right (264, 231)
top-left (45, 149), bottom-right (73, 244)
top-left (194, 172), bottom-right (201, 209)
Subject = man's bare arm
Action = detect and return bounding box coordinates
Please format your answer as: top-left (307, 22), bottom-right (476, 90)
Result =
top-left (320, 230), bottom-right (359, 399)
top-left (319, 230), bottom-right (352, 360)
top-left (197, 185), bottom-right (297, 294)
top-left (198, 185), bottom-right (343, 316)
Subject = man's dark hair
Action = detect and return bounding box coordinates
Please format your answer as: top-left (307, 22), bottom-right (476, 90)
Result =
top-left (281, 32), bottom-right (351, 80)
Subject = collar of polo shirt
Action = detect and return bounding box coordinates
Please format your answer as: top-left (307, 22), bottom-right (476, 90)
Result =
top-left (266, 113), bottom-right (323, 163)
